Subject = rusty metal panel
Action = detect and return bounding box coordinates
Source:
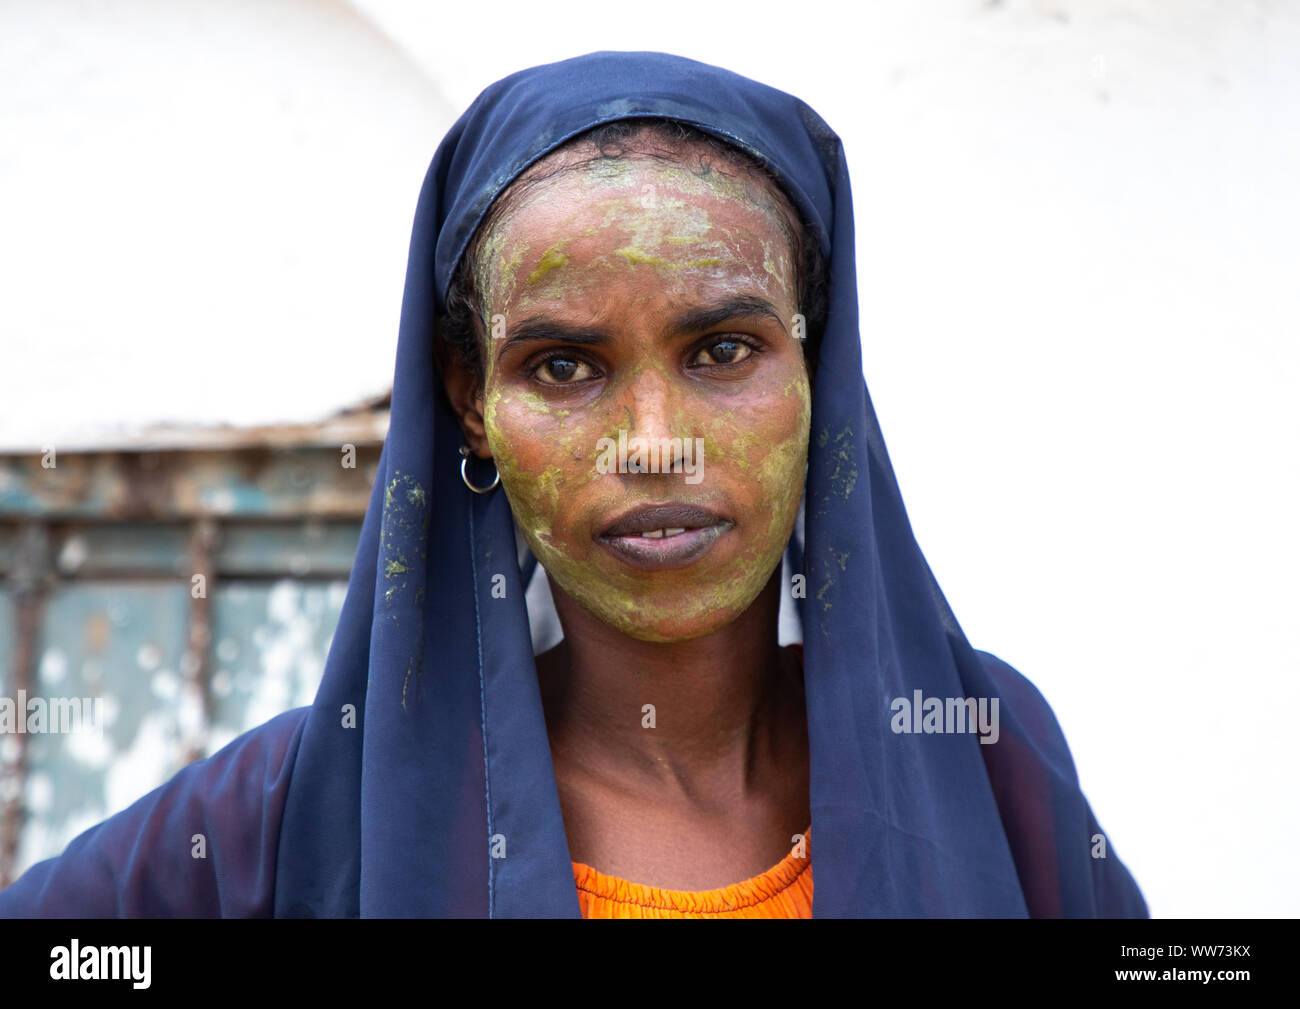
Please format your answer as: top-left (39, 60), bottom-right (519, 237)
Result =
top-left (0, 408), bottom-right (381, 887)
top-left (215, 521), bottom-right (361, 578)
top-left (0, 591), bottom-right (11, 669)
top-left (5, 578), bottom-right (347, 881)
top-left (48, 523), bottom-right (191, 577)
top-left (205, 580), bottom-right (346, 748)
top-left (37, 520), bottom-right (362, 579)
top-left (0, 446), bottom-right (380, 520)
top-left (0, 588), bottom-right (13, 812)
top-left (10, 582), bottom-right (191, 878)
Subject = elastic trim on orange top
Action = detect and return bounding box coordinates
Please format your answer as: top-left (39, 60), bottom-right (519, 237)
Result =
top-left (573, 827), bottom-right (811, 916)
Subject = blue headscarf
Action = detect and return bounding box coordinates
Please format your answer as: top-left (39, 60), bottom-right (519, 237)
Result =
top-left (0, 50), bottom-right (1147, 918)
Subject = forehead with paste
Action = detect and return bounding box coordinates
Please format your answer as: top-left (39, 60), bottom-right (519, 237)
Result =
top-left (470, 148), bottom-right (800, 356)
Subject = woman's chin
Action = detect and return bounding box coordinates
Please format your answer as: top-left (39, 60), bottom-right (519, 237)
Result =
top-left (538, 542), bottom-right (778, 643)
top-left (572, 589), bottom-right (751, 644)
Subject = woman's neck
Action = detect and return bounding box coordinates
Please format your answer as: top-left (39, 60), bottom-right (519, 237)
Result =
top-left (535, 568), bottom-right (806, 807)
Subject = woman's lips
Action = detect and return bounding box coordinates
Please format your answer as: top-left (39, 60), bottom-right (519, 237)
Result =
top-left (596, 503), bottom-right (732, 570)
top-left (597, 523), bottom-right (730, 569)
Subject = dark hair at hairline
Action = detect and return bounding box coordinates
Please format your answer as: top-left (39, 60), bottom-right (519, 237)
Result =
top-left (437, 117), bottom-right (828, 387)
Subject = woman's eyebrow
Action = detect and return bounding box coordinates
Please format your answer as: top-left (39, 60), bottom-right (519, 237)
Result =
top-left (668, 295), bottom-right (787, 337)
top-left (495, 295), bottom-right (788, 360)
top-left (495, 320), bottom-right (608, 360)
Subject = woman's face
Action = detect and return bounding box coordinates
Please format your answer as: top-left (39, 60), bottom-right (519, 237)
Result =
top-left (474, 147), bottom-right (811, 643)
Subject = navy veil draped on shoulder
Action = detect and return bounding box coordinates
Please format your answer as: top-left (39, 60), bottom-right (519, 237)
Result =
top-left (0, 50), bottom-right (1147, 918)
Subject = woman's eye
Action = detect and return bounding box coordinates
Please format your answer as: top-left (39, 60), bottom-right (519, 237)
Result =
top-left (692, 338), bottom-right (753, 366)
top-left (534, 356), bottom-right (594, 384)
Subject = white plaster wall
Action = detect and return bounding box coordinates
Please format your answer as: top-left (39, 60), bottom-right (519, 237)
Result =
top-left (0, 0), bottom-right (452, 448)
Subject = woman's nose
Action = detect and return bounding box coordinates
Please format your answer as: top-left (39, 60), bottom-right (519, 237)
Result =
top-left (623, 364), bottom-right (680, 442)
top-left (614, 364), bottom-right (693, 476)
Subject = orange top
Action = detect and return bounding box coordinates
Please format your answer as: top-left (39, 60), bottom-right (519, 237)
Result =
top-left (573, 828), bottom-right (813, 919)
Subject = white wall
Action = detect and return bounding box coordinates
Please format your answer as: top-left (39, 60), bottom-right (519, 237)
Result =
top-left (0, 0), bottom-right (450, 448)
top-left (2, 0), bottom-right (1295, 917)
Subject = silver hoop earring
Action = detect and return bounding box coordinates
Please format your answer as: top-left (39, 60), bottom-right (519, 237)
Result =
top-left (459, 444), bottom-right (501, 494)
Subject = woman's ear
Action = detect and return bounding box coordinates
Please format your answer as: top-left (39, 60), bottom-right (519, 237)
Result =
top-left (434, 320), bottom-right (492, 459)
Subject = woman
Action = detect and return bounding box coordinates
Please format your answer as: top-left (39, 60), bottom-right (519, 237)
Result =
top-left (0, 51), bottom-right (1147, 918)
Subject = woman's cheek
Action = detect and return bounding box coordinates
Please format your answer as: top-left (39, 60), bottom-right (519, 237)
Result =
top-left (486, 392), bottom-right (555, 543)
top-left (705, 375), bottom-right (809, 508)
top-left (764, 375), bottom-right (812, 489)
top-left (485, 388), bottom-right (593, 554)
top-left (744, 376), bottom-right (811, 558)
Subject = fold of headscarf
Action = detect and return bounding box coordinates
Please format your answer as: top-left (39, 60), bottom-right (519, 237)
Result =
top-left (272, 50), bottom-right (1148, 918)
